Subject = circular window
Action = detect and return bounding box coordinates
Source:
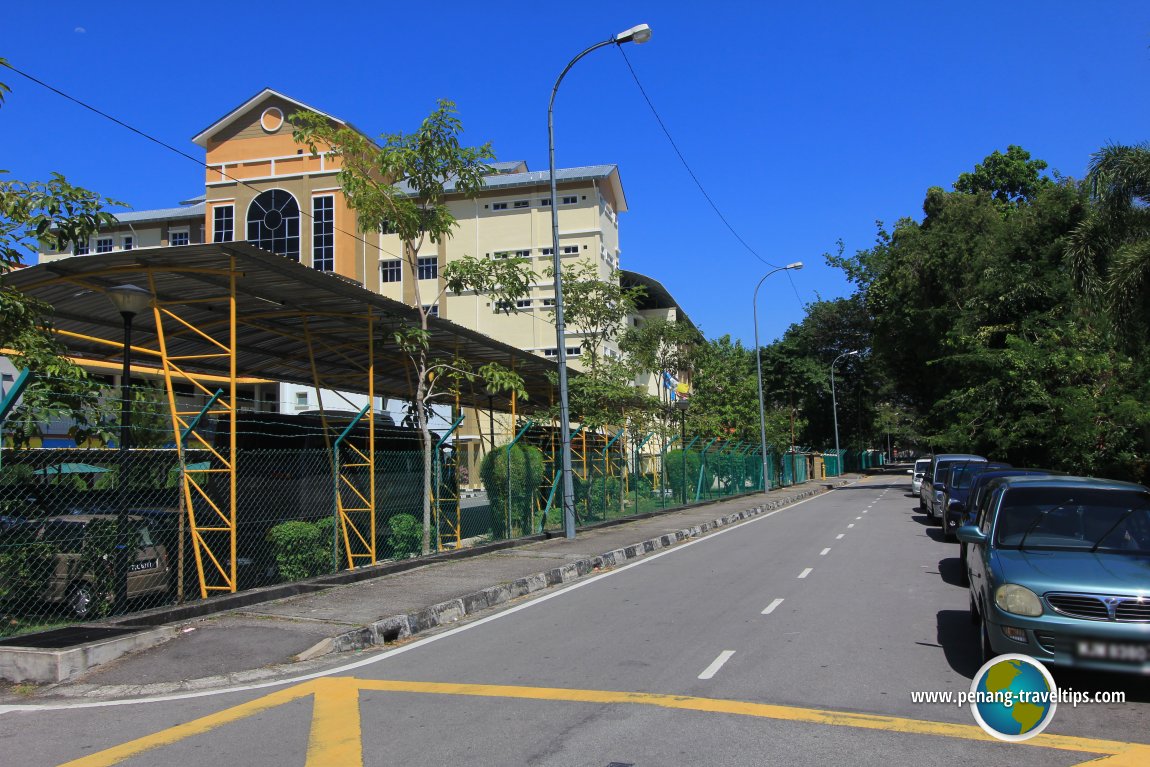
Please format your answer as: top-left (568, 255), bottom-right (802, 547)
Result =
top-left (263, 209), bottom-right (283, 229)
top-left (260, 107), bottom-right (284, 133)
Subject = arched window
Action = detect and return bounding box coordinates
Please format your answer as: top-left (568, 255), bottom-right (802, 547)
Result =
top-left (247, 190), bottom-right (300, 261)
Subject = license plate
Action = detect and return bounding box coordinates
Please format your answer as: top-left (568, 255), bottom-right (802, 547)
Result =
top-left (1075, 640), bottom-right (1149, 663)
top-left (128, 559), bottom-right (158, 573)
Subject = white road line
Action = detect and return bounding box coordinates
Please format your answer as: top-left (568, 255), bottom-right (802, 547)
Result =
top-left (848, 523), bottom-right (855, 528)
top-left (820, 547), bottom-right (831, 556)
top-left (0, 485), bottom-right (836, 713)
top-left (762, 598), bottom-right (784, 615)
top-left (836, 534), bottom-right (845, 539)
top-left (856, 516), bottom-right (862, 520)
top-left (798, 567), bottom-right (813, 579)
top-left (698, 650), bottom-right (736, 680)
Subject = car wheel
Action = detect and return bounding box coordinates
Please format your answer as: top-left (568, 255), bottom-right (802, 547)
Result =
top-left (67, 582), bottom-right (94, 619)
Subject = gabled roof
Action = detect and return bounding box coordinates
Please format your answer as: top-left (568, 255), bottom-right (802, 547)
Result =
top-left (191, 88), bottom-right (349, 148)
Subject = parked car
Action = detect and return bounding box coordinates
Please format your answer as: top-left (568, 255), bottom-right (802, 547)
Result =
top-left (920, 454), bottom-right (985, 521)
top-left (959, 475), bottom-right (1150, 672)
top-left (958, 469), bottom-right (1059, 578)
top-left (910, 457), bottom-right (932, 497)
top-left (0, 514), bottom-right (172, 618)
top-left (939, 461), bottom-right (1011, 541)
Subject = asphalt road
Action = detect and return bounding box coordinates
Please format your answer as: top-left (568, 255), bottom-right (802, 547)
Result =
top-left (4, 476), bottom-right (1148, 766)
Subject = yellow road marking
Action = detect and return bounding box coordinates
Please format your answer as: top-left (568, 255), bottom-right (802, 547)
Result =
top-left (306, 678), bottom-right (363, 767)
top-left (56, 682), bottom-right (316, 767)
top-left (53, 677), bottom-right (1150, 766)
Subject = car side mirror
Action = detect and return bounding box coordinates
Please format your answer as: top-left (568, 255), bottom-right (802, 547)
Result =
top-left (956, 525), bottom-right (987, 545)
top-left (933, 482), bottom-right (944, 491)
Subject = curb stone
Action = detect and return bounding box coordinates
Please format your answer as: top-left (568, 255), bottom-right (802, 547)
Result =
top-left (316, 481), bottom-right (841, 657)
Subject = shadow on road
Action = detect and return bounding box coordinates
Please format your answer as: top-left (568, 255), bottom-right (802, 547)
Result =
top-left (923, 527), bottom-right (947, 543)
top-left (910, 512), bottom-right (936, 527)
top-left (936, 609), bottom-right (981, 679)
top-left (937, 555), bottom-right (965, 587)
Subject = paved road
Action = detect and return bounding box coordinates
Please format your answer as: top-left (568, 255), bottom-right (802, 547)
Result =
top-left (4, 476), bottom-right (1148, 766)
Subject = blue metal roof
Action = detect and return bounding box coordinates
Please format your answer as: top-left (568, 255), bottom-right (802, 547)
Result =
top-left (112, 202), bottom-right (205, 224)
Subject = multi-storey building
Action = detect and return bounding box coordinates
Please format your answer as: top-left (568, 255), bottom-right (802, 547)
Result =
top-left (35, 88), bottom-right (693, 482)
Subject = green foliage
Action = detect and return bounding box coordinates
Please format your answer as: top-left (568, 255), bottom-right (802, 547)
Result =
top-left (479, 442), bottom-right (544, 539)
top-left (544, 263), bottom-right (646, 374)
top-left (266, 520), bottom-right (331, 582)
top-left (953, 144), bottom-right (1052, 206)
top-left (664, 450), bottom-right (710, 501)
top-left (0, 536), bottom-right (55, 603)
top-left (585, 475), bottom-right (621, 518)
top-left (385, 513), bottom-right (422, 559)
top-left (77, 517), bottom-right (118, 618)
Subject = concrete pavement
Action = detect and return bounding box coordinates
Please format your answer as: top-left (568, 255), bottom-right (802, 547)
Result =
top-left (0, 477), bottom-right (856, 700)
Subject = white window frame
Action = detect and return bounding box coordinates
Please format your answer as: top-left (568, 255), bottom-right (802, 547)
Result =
top-left (95, 237), bottom-right (114, 253)
top-left (169, 228), bottom-right (190, 246)
top-left (380, 259), bottom-right (402, 283)
top-left (121, 235), bottom-right (134, 251)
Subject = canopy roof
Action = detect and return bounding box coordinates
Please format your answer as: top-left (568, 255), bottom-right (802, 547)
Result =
top-left (7, 244), bottom-right (561, 412)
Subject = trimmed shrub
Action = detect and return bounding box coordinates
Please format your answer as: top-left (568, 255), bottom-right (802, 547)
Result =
top-left (480, 443), bottom-right (544, 539)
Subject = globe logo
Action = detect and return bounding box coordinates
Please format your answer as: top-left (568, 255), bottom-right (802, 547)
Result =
top-left (969, 654), bottom-right (1058, 741)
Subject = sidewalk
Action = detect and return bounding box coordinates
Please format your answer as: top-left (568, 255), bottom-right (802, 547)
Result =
top-left (1, 477), bottom-right (856, 700)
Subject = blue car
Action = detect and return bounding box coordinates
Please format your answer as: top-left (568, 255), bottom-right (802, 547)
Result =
top-left (940, 461), bottom-right (1011, 541)
top-left (958, 469), bottom-right (1057, 579)
top-left (959, 475), bottom-right (1150, 673)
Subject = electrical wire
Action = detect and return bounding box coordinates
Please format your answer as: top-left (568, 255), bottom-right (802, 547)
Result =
top-left (616, 47), bottom-right (807, 307)
top-left (2, 62), bottom-right (405, 263)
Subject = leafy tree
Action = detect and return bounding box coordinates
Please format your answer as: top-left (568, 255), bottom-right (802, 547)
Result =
top-left (1065, 142), bottom-right (1150, 340)
top-left (953, 144), bottom-right (1052, 206)
top-left (1, 59), bottom-right (124, 447)
top-left (619, 316), bottom-right (701, 406)
top-left (545, 263), bottom-right (645, 375)
top-left (293, 101), bottom-right (533, 555)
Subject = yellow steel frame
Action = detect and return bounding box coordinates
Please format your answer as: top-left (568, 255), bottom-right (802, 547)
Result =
top-left (149, 264), bottom-right (239, 597)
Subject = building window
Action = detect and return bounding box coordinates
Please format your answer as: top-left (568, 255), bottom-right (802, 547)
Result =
top-left (381, 259), bottom-right (402, 283)
top-left (213, 205), bottom-right (234, 243)
top-left (170, 229), bottom-right (190, 246)
top-left (295, 391), bottom-right (309, 409)
top-left (492, 202), bottom-right (508, 211)
top-left (561, 196), bottom-right (578, 205)
top-left (541, 298), bottom-right (555, 307)
top-left (540, 198), bottom-right (551, 206)
top-left (75, 241), bottom-right (90, 256)
top-left (516, 299), bottom-right (532, 309)
top-left (424, 304), bottom-right (439, 317)
top-left (417, 256), bottom-right (438, 280)
top-left (541, 247), bottom-right (553, 256)
top-left (122, 235), bottom-right (134, 251)
top-left (95, 238), bottom-right (113, 253)
top-left (312, 195), bottom-right (334, 271)
top-left (493, 299), bottom-right (515, 314)
top-left (247, 189), bottom-right (300, 261)
top-left (514, 249), bottom-right (530, 259)
top-left (561, 245), bottom-right (579, 255)
top-left (513, 200), bottom-right (529, 208)
top-left (543, 346), bottom-right (582, 357)
top-left (492, 251), bottom-right (512, 260)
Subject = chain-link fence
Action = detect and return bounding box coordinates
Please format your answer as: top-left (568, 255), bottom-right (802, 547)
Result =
top-left (0, 374), bottom-right (824, 640)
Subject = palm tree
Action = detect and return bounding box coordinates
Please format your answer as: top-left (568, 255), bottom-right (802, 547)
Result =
top-left (1066, 142), bottom-right (1150, 333)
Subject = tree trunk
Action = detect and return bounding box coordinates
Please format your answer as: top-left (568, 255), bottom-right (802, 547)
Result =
top-left (417, 352), bottom-right (432, 556)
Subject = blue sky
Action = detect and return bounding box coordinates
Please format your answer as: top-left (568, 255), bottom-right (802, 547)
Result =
top-left (2, 1), bottom-right (1148, 348)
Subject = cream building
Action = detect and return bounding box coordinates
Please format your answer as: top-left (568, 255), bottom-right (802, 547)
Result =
top-left (36, 88), bottom-right (694, 482)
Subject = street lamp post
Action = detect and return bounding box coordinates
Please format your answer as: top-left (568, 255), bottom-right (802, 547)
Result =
top-left (675, 398), bottom-right (689, 504)
top-left (549, 23), bottom-right (651, 539)
top-left (831, 349), bottom-right (860, 464)
top-left (753, 262), bottom-right (803, 493)
top-left (107, 284), bottom-right (153, 611)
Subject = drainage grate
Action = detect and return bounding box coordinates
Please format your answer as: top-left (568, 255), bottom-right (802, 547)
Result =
top-left (0, 625), bottom-right (143, 649)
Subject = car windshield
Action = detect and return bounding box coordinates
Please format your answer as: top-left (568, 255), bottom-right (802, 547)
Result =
top-left (994, 487), bottom-right (1150, 552)
top-left (951, 463), bottom-right (985, 489)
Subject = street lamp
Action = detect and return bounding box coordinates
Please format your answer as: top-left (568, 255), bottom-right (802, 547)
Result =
top-left (831, 349), bottom-right (860, 460)
top-left (675, 397), bottom-right (689, 504)
top-left (549, 23), bottom-right (652, 539)
top-left (752, 262), bottom-right (803, 493)
top-left (106, 283), bottom-right (152, 610)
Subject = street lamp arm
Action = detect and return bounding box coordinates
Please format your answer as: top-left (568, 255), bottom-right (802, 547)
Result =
top-left (548, 38), bottom-right (616, 116)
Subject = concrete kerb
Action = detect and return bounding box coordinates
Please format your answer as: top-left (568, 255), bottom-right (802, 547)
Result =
top-left (316, 481), bottom-right (841, 658)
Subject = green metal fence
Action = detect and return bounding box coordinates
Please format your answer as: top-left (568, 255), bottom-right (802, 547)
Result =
top-left (0, 375), bottom-right (814, 640)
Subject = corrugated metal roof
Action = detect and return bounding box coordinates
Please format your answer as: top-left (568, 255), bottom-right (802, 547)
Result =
top-left (112, 203), bottom-right (205, 224)
top-left (7, 244), bottom-right (564, 412)
top-left (620, 270), bottom-right (697, 333)
top-left (395, 164), bottom-right (619, 196)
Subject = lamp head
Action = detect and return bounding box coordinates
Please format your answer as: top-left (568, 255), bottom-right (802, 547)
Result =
top-left (106, 284), bottom-right (153, 318)
top-left (785, 261), bottom-right (803, 270)
top-left (615, 23), bottom-right (652, 44)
